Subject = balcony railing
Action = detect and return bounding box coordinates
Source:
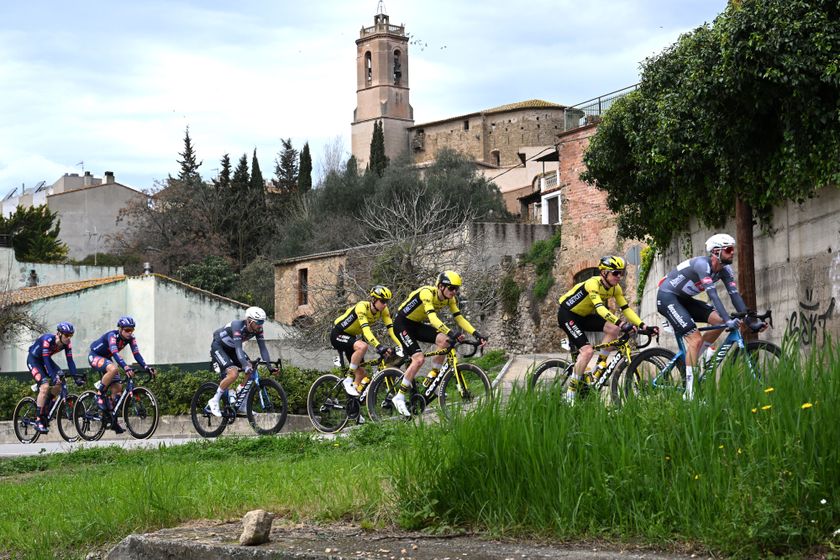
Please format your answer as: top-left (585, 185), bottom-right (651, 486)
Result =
top-left (564, 84), bottom-right (638, 131)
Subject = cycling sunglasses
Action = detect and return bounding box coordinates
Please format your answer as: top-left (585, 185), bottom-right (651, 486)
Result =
top-left (610, 270), bottom-right (624, 277)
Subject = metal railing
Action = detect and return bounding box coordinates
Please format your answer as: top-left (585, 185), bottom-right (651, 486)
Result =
top-left (564, 84), bottom-right (638, 131)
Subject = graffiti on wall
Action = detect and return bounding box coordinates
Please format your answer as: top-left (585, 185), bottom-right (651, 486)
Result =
top-left (786, 288), bottom-right (837, 346)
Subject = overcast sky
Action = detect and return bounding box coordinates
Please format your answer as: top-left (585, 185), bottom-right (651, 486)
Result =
top-left (0, 0), bottom-right (727, 194)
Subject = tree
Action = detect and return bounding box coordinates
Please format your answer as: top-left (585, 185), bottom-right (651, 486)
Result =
top-left (176, 255), bottom-right (236, 296)
top-left (299, 142), bottom-right (313, 193)
top-left (369, 120), bottom-right (388, 177)
top-left (273, 138), bottom-right (299, 194)
top-left (582, 0), bottom-right (840, 310)
top-left (176, 126), bottom-right (202, 182)
top-left (249, 148), bottom-right (269, 218)
top-left (0, 205), bottom-right (68, 262)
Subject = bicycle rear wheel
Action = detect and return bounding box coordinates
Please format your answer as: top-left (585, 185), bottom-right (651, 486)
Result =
top-left (307, 374), bottom-right (350, 433)
top-left (438, 363), bottom-right (492, 419)
top-left (57, 395), bottom-right (80, 443)
top-left (530, 358), bottom-right (573, 392)
top-left (728, 340), bottom-right (782, 380)
top-left (13, 397), bottom-right (40, 444)
top-left (247, 378), bottom-right (288, 435)
top-left (73, 391), bottom-right (107, 442)
top-left (123, 387), bottom-right (159, 439)
top-left (622, 348), bottom-right (683, 399)
top-left (190, 381), bottom-right (229, 438)
top-left (366, 367), bottom-right (403, 422)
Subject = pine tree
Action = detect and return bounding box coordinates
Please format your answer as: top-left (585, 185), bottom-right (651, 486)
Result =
top-left (299, 142), bottom-right (312, 192)
top-left (273, 138), bottom-right (299, 194)
top-left (369, 120), bottom-right (389, 177)
top-left (176, 126), bottom-right (202, 182)
top-left (250, 148), bottom-right (268, 214)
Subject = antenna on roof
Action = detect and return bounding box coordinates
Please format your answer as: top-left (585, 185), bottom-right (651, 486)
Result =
top-left (76, 160), bottom-right (84, 174)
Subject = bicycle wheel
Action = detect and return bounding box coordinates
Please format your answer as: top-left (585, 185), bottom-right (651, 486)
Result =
top-left (530, 358), bottom-right (573, 391)
top-left (621, 348), bottom-right (683, 399)
top-left (123, 387), bottom-right (159, 439)
top-left (73, 391), bottom-right (107, 442)
top-left (190, 381), bottom-right (229, 438)
top-left (438, 363), bottom-right (492, 419)
top-left (728, 340), bottom-right (782, 380)
top-left (366, 367), bottom-right (404, 422)
top-left (13, 397), bottom-right (40, 444)
top-left (307, 374), bottom-right (350, 433)
top-left (57, 394), bottom-right (80, 443)
top-left (247, 378), bottom-right (288, 435)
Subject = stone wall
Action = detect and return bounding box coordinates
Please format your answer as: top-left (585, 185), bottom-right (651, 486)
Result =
top-left (274, 252), bottom-right (348, 324)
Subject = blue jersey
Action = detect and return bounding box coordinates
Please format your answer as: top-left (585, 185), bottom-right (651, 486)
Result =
top-left (213, 319), bottom-right (271, 370)
top-left (28, 333), bottom-right (78, 378)
top-left (89, 330), bottom-right (147, 370)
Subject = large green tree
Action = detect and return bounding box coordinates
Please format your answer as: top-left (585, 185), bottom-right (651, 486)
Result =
top-left (273, 138), bottom-right (299, 195)
top-left (369, 120), bottom-right (388, 177)
top-left (582, 0), bottom-right (840, 306)
top-left (299, 142), bottom-right (312, 193)
top-left (0, 205), bottom-right (68, 262)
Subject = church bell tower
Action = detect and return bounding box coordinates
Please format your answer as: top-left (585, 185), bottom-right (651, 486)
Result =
top-left (351, 3), bottom-right (414, 168)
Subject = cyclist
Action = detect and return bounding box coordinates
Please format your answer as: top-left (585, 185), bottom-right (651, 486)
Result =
top-left (557, 256), bottom-right (655, 402)
top-left (331, 285), bottom-right (401, 398)
top-left (392, 270), bottom-right (488, 417)
top-left (657, 233), bottom-right (767, 400)
top-left (207, 306), bottom-right (275, 417)
top-left (26, 322), bottom-right (84, 433)
top-left (89, 316), bottom-right (154, 433)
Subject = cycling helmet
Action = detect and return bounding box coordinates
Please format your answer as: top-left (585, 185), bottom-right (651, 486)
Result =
top-left (369, 285), bottom-right (392, 301)
top-left (56, 322), bottom-right (75, 335)
top-left (598, 256), bottom-right (626, 271)
top-left (705, 233), bottom-right (736, 253)
top-left (436, 270), bottom-right (463, 288)
top-left (245, 306), bottom-right (267, 323)
top-left (117, 316), bottom-right (136, 329)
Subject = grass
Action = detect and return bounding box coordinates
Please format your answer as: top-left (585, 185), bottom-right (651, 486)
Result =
top-left (3, 345), bottom-right (838, 559)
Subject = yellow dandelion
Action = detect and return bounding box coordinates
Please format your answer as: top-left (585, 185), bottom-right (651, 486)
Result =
top-left (764, 387), bottom-right (775, 394)
top-left (801, 403), bottom-right (813, 409)
top-left (761, 405), bottom-right (772, 411)
top-left (718, 444), bottom-right (724, 449)
top-left (694, 474), bottom-right (701, 480)
top-left (751, 408), bottom-right (758, 414)
top-left (737, 448), bottom-right (742, 454)
top-left (665, 455), bottom-right (671, 461)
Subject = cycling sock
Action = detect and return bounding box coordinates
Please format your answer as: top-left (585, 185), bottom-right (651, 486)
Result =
top-left (684, 366), bottom-right (695, 400)
top-left (349, 362), bottom-right (358, 372)
top-left (398, 379), bottom-right (412, 394)
top-left (214, 387), bottom-right (224, 400)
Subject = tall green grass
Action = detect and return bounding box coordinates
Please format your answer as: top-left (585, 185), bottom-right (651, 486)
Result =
top-left (390, 345), bottom-right (840, 557)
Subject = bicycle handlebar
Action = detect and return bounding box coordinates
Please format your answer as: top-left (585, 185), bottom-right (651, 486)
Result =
top-left (732, 309), bottom-right (773, 328)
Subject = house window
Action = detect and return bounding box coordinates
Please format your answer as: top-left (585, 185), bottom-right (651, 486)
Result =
top-left (547, 195), bottom-right (559, 225)
top-left (298, 268), bottom-right (309, 305)
top-left (463, 119), bottom-right (469, 131)
top-left (574, 267), bottom-right (599, 283)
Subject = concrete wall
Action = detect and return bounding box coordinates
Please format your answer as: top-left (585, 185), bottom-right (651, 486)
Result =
top-left (0, 247), bottom-right (123, 289)
top-left (0, 275), bottom-right (295, 375)
top-left (47, 183), bottom-right (145, 260)
top-left (638, 186), bottom-right (840, 350)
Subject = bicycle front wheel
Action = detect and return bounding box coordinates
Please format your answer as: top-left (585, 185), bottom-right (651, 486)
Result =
top-left (307, 374), bottom-right (350, 433)
top-left (123, 387), bottom-right (159, 439)
top-left (247, 378), bottom-right (288, 435)
top-left (438, 363), bottom-right (492, 419)
top-left (366, 367), bottom-right (404, 422)
top-left (190, 381), bottom-right (229, 438)
top-left (57, 394), bottom-right (80, 443)
top-left (530, 358), bottom-right (573, 392)
top-left (728, 340), bottom-right (782, 380)
top-left (13, 397), bottom-right (40, 444)
top-left (621, 348), bottom-right (683, 400)
top-left (73, 391), bottom-right (107, 442)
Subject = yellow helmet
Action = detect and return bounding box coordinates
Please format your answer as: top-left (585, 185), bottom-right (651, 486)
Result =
top-left (369, 285), bottom-right (392, 301)
top-left (436, 270), bottom-right (463, 288)
top-left (598, 256), bottom-right (626, 271)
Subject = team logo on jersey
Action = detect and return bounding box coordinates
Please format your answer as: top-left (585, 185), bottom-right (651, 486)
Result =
top-left (566, 292), bottom-right (585, 306)
top-left (668, 274), bottom-right (685, 287)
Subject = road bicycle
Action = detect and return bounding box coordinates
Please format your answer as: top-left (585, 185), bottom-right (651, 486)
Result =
top-left (306, 352), bottom-right (402, 433)
top-left (621, 310), bottom-right (781, 399)
top-left (73, 368), bottom-right (159, 441)
top-left (366, 339), bottom-right (491, 421)
top-left (529, 327), bottom-right (658, 405)
top-left (13, 372), bottom-right (84, 444)
top-left (190, 358), bottom-right (288, 438)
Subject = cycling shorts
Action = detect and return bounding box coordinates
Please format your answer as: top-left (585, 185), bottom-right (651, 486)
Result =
top-left (656, 289), bottom-right (714, 338)
top-left (393, 315), bottom-right (439, 357)
top-left (27, 357), bottom-right (59, 386)
top-left (557, 307), bottom-right (606, 351)
top-left (210, 340), bottom-right (244, 376)
top-left (330, 327), bottom-right (359, 364)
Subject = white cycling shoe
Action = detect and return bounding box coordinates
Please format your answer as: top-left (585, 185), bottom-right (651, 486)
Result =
top-left (342, 377), bottom-right (360, 397)
top-left (392, 392), bottom-right (411, 417)
top-left (207, 398), bottom-right (222, 417)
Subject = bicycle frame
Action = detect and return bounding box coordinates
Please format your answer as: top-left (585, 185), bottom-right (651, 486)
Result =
top-left (415, 340), bottom-right (480, 402)
top-left (225, 358), bottom-right (280, 417)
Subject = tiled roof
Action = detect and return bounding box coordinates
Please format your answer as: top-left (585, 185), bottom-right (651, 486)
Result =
top-left (484, 99), bottom-right (564, 113)
top-left (2, 275), bottom-right (126, 305)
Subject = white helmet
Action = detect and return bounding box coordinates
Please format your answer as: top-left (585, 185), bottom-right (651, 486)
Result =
top-left (245, 306), bottom-right (266, 323)
top-left (705, 233), bottom-right (736, 253)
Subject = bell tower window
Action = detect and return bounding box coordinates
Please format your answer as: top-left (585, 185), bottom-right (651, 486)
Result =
top-left (365, 51), bottom-right (372, 85)
top-left (393, 50), bottom-right (402, 85)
